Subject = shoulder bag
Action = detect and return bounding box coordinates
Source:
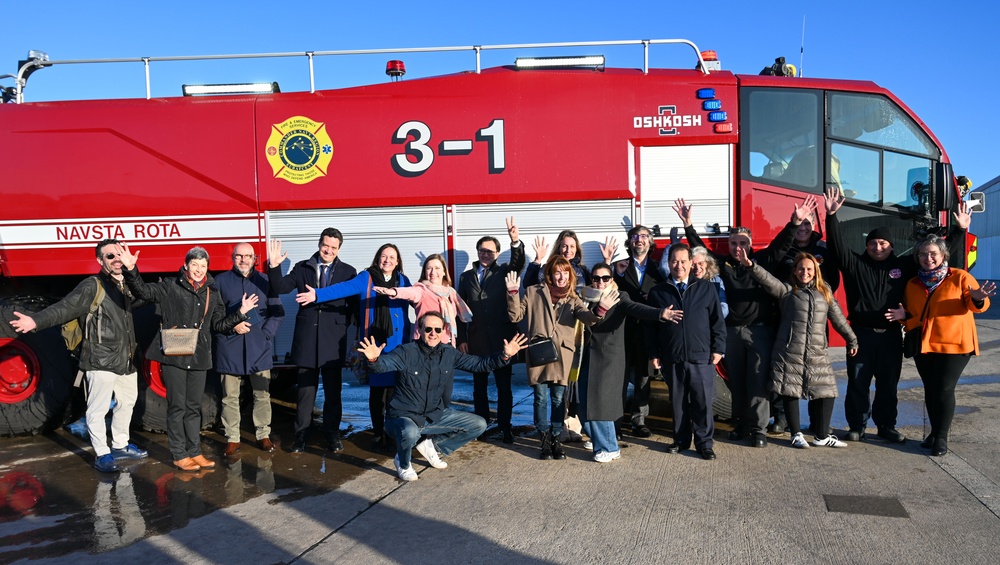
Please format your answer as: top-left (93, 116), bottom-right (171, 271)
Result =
top-left (161, 288), bottom-right (210, 356)
top-left (526, 336), bottom-right (560, 366)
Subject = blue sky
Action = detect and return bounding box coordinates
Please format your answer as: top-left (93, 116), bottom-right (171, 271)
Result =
top-left (4, 0), bottom-right (997, 193)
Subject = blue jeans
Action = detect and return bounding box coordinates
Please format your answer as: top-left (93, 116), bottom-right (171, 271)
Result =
top-left (386, 409), bottom-right (486, 468)
top-left (533, 383), bottom-right (566, 436)
top-left (582, 420), bottom-right (618, 455)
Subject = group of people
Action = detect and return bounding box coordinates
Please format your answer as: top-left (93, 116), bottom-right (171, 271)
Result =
top-left (9, 190), bottom-right (993, 479)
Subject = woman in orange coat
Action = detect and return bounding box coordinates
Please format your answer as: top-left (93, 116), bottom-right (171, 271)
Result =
top-left (887, 235), bottom-right (995, 456)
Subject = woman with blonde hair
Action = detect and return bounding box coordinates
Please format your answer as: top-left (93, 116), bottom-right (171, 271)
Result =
top-left (506, 256), bottom-right (618, 459)
top-left (736, 248), bottom-right (858, 449)
top-left (378, 253), bottom-right (471, 345)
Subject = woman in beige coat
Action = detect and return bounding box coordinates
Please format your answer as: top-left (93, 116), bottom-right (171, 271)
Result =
top-left (506, 256), bottom-right (618, 460)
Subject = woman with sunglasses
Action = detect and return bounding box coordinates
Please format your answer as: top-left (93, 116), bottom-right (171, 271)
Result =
top-left (578, 263), bottom-right (673, 462)
top-left (297, 243), bottom-right (412, 452)
top-left (376, 254), bottom-right (471, 345)
top-left (505, 257), bottom-right (619, 460)
top-left (116, 244), bottom-right (256, 472)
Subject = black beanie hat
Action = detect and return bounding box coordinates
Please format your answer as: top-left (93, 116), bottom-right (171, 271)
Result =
top-left (866, 227), bottom-right (894, 248)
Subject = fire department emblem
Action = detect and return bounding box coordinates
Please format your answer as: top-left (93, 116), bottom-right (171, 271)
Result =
top-left (265, 116), bottom-right (334, 184)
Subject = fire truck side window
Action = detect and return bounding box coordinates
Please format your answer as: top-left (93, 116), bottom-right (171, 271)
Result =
top-left (741, 88), bottom-right (823, 193)
top-left (826, 92), bottom-right (939, 214)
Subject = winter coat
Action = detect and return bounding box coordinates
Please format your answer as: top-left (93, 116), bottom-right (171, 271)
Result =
top-left (685, 222), bottom-right (796, 327)
top-left (579, 293), bottom-right (662, 422)
top-left (646, 278), bottom-right (726, 365)
top-left (457, 241), bottom-right (526, 355)
top-left (902, 268), bottom-right (989, 356)
top-left (212, 268), bottom-right (284, 375)
top-left (314, 270), bottom-right (412, 387)
top-left (507, 284), bottom-right (602, 386)
top-left (268, 254), bottom-right (357, 369)
top-left (123, 267), bottom-right (246, 371)
top-left (32, 272), bottom-right (138, 375)
top-left (749, 263), bottom-right (857, 399)
top-left (614, 255), bottom-right (665, 372)
top-left (368, 340), bottom-right (509, 426)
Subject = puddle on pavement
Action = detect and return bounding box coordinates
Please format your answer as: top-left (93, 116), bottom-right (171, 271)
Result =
top-left (0, 370), bottom-right (539, 561)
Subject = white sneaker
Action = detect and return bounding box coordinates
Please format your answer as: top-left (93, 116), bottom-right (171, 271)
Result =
top-left (791, 432), bottom-right (810, 449)
top-left (583, 440), bottom-right (593, 450)
top-left (812, 434), bottom-right (847, 448)
top-left (594, 450), bottom-right (622, 463)
top-left (394, 454), bottom-right (418, 481)
top-left (415, 438), bottom-right (448, 469)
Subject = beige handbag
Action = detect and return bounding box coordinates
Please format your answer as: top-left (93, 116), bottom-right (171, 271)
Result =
top-left (161, 288), bottom-right (210, 356)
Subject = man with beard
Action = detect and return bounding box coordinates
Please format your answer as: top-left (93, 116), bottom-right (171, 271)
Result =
top-left (216, 243), bottom-right (284, 456)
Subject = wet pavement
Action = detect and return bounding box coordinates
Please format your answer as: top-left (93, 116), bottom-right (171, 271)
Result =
top-left (2, 309), bottom-right (999, 563)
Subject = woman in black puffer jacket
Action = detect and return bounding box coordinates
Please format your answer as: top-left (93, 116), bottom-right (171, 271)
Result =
top-left (736, 248), bottom-right (858, 450)
top-left (118, 244), bottom-right (254, 472)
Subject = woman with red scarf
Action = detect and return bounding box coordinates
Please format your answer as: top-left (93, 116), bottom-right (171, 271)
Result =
top-left (887, 235), bottom-right (995, 456)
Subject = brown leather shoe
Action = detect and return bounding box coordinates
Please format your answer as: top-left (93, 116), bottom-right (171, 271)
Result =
top-left (259, 437), bottom-right (275, 452)
top-left (174, 457), bottom-right (201, 472)
top-left (191, 454), bottom-right (216, 469)
top-left (223, 442), bottom-right (241, 456)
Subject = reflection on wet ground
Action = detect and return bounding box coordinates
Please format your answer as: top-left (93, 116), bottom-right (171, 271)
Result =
top-left (0, 370), bottom-right (538, 561)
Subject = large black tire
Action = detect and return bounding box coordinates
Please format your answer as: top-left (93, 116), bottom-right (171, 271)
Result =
top-left (712, 361), bottom-right (733, 421)
top-left (0, 297), bottom-right (76, 436)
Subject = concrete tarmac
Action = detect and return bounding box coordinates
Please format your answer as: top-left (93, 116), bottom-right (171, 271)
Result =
top-left (4, 312), bottom-right (1000, 564)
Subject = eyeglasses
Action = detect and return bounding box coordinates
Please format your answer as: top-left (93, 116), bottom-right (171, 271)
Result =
top-left (478, 248), bottom-right (498, 255)
top-left (423, 326), bottom-right (444, 334)
top-left (234, 254), bottom-right (255, 260)
top-left (918, 252), bottom-right (942, 259)
top-left (631, 233), bottom-right (650, 241)
top-left (594, 275), bottom-right (613, 283)
top-left (104, 253), bottom-right (119, 260)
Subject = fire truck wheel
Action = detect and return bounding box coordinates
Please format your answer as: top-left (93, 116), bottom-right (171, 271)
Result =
top-left (0, 298), bottom-right (75, 437)
top-left (133, 363), bottom-right (221, 433)
top-left (712, 361), bottom-right (733, 422)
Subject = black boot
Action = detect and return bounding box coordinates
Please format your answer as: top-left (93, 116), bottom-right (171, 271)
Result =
top-left (539, 432), bottom-right (553, 460)
top-left (290, 431), bottom-right (309, 453)
top-left (550, 436), bottom-right (566, 460)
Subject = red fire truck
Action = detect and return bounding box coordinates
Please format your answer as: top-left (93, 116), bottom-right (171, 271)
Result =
top-left (0, 39), bottom-right (980, 435)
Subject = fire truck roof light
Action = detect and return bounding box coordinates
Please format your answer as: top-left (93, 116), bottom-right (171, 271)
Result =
top-left (703, 100), bottom-right (722, 111)
top-left (708, 111), bottom-right (727, 122)
top-left (714, 123), bottom-right (734, 133)
top-left (182, 82), bottom-right (280, 96)
top-left (514, 55), bottom-right (605, 70)
top-left (696, 88), bottom-right (715, 99)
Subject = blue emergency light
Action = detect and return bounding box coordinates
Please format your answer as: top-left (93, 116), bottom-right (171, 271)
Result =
top-left (708, 111), bottom-right (727, 122)
top-left (702, 100), bottom-right (722, 111)
top-left (697, 88), bottom-right (715, 99)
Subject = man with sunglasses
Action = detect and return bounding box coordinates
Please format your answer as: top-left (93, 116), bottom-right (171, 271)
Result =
top-left (358, 311), bottom-right (528, 481)
top-left (456, 217), bottom-right (524, 443)
top-left (9, 238), bottom-right (145, 473)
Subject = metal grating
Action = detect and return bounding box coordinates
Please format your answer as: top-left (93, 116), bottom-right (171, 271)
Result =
top-left (823, 495), bottom-right (909, 518)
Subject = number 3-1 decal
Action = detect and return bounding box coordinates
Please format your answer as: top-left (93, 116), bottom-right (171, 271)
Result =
top-left (392, 119), bottom-right (505, 177)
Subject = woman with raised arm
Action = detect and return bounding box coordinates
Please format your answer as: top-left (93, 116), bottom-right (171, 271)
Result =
top-left (376, 253), bottom-right (471, 345)
top-left (117, 244), bottom-right (256, 472)
top-left (296, 243), bottom-right (411, 452)
top-left (734, 245), bottom-right (858, 450)
top-left (886, 235), bottom-right (994, 456)
top-left (506, 256), bottom-right (619, 460)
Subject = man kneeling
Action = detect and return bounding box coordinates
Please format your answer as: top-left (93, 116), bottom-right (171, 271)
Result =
top-left (358, 311), bottom-right (526, 481)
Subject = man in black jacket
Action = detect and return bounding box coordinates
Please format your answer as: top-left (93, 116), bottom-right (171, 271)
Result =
top-left (10, 238), bottom-right (146, 473)
top-left (268, 229), bottom-right (358, 453)
top-left (456, 217), bottom-right (524, 444)
top-left (823, 188), bottom-right (970, 442)
top-left (360, 312), bottom-right (527, 481)
top-left (647, 244), bottom-right (726, 460)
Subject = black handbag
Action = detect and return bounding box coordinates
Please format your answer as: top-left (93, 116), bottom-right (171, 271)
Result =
top-left (903, 289), bottom-right (934, 359)
top-left (526, 337), bottom-right (560, 366)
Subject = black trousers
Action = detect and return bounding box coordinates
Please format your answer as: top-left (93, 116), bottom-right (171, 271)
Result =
top-left (473, 364), bottom-right (514, 431)
top-left (845, 327), bottom-right (903, 430)
top-left (782, 396), bottom-right (835, 438)
top-left (295, 364), bottom-right (343, 437)
top-left (915, 352), bottom-right (971, 440)
top-left (162, 365), bottom-right (206, 460)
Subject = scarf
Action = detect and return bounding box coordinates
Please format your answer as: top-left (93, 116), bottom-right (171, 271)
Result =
top-left (917, 262), bottom-right (949, 292)
top-left (416, 282), bottom-right (473, 340)
top-left (367, 267), bottom-right (399, 344)
top-left (546, 283), bottom-right (570, 305)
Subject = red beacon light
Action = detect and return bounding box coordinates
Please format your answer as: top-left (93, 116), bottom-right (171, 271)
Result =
top-left (386, 60), bottom-right (406, 81)
top-left (697, 50), bottom-right (721, 72)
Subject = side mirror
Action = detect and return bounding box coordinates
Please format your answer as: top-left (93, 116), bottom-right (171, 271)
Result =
top-left (967, 191), bottom-right (986, 213)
